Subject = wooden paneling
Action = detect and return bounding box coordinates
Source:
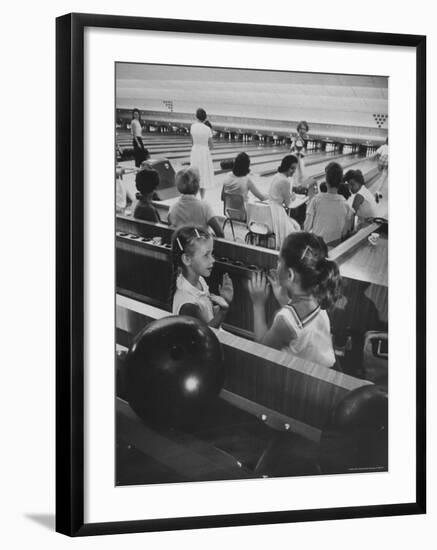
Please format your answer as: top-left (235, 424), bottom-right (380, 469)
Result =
top-left (116, 218), bottom-right (388, 342)
top-left (117, 296), bottom-right (372, 441)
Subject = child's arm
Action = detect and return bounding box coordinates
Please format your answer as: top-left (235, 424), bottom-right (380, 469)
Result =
top-left (261, 313), bottom-right (296, 350)
top-left (208, 273), bottom-right (234, 328)
top-left (179, 302), bottom-right (226, 329)
top-left (179, 274), bottom-right (233, 329)
top-left (267, 269), bottom-right (289, 306)
top-left (249, 272), bottom-right (295, 349)
top-left (248, 271), bottom-right (271, 341)
top-left (352, 194), bottom-right (364, 214)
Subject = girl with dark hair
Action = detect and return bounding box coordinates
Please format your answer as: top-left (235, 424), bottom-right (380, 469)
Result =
top-left (265, 154), bottom-right (301, 248)
top-left (133, 168), bottom-right (160, 222)
top-left (190, 108), bottom-right (214, 199)
top-left (343, 169), bottom-right (377, 228)
top-left (269, 154), bottom-right (299, 207)
top-left (248, 232), bottom-right (341, 367)
top-left (222, 152), bottom-right (267, 202)
top-left (131, 108), bottom-right (149, 168)
top-left (170, 226), bottom-right (234, 328)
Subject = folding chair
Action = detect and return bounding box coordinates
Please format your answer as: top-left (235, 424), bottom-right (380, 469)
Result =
top-left (221, 191), bottom-right (247, 241)
top-left (362, 331), bottom-right (388, 387)
top-left (245, 202), bottom-right (276, 249)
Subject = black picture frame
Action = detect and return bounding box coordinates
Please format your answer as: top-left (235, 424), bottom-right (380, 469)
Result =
top-left (56, 12), bottom-right (426, 537)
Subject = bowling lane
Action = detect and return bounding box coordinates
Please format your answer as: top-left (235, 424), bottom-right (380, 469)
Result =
top-left (118, 135), bottom-right (267, 156)
top-left (146, 141), bottom-right (264, 154)
top-left (154, 143), bottom-right (289, 163)
top-left (212, 150), bottom-right (331, 173)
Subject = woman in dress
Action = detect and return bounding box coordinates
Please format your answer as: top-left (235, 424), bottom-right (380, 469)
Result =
top-left (190, 108), bottom-right (215, 199)
top-left (268, 155), bottom-right (301, 249)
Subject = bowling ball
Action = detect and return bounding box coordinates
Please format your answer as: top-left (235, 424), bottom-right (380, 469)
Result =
top-left (330, 385), bottom-right (388, 433)
top-left (124, 315), bottom-right (224, 428)
top-left (318, 385), bottom-right (388, 474)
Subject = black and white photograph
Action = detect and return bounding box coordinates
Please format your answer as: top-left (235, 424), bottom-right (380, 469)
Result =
top-left (114, 63), bottom-right (389, 486)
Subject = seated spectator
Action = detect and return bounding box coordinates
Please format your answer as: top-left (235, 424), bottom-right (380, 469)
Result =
top-left (133, 168), bottom-right (161, 222)
top-left (168, 167), bottom-right (224, 237)
top-left (304, 162), bottom-right (354, 246)
top-left (343, 169), bottom-right (378, 227)
top-left (222, 152), bottom-right (267, 203)
top-left (269, 155), bottom-right (298, 207)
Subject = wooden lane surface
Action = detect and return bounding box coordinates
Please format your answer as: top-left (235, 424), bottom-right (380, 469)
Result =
top-left (116, 295), bottom-right (372, 442)
top-left (330, 222), bottom-right (388, 288)
top-left (338, 235), bottom-right (388, 287)
top-left (117, 397), bottom-right (253, 481)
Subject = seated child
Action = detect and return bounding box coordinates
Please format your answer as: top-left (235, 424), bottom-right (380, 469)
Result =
top-left (133, 168), bottom-right (161, 222)
top-left (170, 226), bottom-right (234, 328)
top-left (248, 232), bottom-right (341, 368)
top-left (304, 162), bottom-right (354, 246)
top-left (169, 167), bottom-right (224, 237)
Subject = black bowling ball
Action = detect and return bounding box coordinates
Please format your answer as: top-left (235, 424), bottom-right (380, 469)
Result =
top-left (330, 385), bottom-right (388, 432)
top-left (319, 385), bottom-right (388, 474)
top-left (125, 315), bottom-right (224, 428)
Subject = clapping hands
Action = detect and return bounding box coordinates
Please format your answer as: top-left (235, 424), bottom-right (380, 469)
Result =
top-left (248, 271), bottom-right (270, 306)
top-left (266, 269), bottom-right (289, 306)
top-left (219, 273), bottom-right (234, 305)
top-left (249, 270), bottom-right (289, 307)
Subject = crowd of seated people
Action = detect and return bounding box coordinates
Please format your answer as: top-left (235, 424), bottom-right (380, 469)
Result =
top-left (118, 148), bottom-right (378, 250)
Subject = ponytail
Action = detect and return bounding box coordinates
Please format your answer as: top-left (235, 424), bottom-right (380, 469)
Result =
top-left (280, 232), bottom-right (343, 310)
top-left (314, 257), bottom-right (342, 310)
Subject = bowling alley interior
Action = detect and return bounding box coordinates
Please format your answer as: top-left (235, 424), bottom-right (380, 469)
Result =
top-left (115, 63), bottom-right (389, 486)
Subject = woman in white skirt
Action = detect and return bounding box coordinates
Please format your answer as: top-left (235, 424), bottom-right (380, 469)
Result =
top-left (190, 108), bottom-right (214, 199)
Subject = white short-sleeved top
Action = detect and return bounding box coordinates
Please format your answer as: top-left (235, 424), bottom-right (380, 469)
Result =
top-left (275, 304), bottom-right (335, 368)
top-left (131, 119), bottom-right (142, 138)
top-left (172, 274), bottom-right (214, 323)
top-left (190, 122), bottom-right (212, 147)
top-left (348, 185), bottom-right (377, 221)
top-left (269, 173), bottom-right (292, 206)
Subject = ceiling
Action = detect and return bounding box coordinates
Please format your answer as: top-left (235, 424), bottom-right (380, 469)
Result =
top-left (116, 63), bottom-right (388, 128)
